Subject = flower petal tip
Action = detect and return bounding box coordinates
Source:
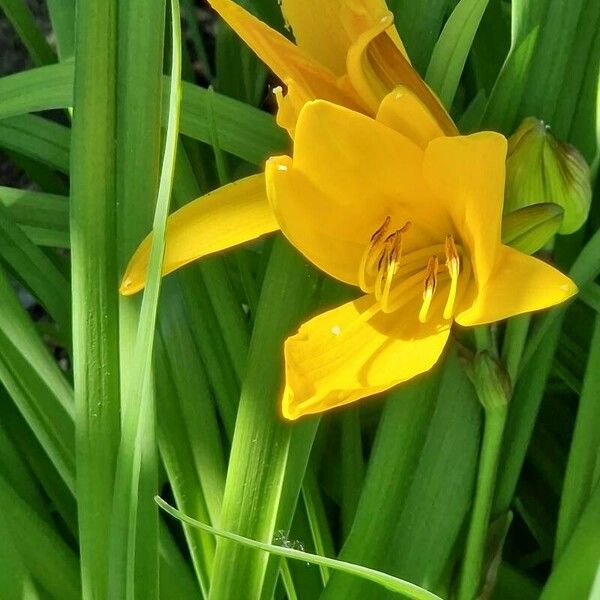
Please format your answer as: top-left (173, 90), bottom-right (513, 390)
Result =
top-left (119, 275), bottom-right (138, 296)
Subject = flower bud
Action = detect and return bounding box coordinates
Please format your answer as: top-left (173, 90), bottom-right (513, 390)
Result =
top-left (466, 351), bottom-right (511, 412)
top-left (502, 203), bottom-right (564, 255)
top-left (505, 117), bottom-right (592, 234)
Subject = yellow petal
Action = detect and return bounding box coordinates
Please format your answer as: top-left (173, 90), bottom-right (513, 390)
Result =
top-left (280, 0), bottom-right (405, 75)
top-left (289, 101), bottom-right (449, 251)
top-left (209, 0), bottom-right (354, 115)
top-left (120, 174), bottom-right (278, 295)
top-left (376, 86), bottom-right (446, 149)
top-left (423, 132), bottom-right (508, 293)
top-left (346, 16), bottom-right (457, 134)
top-left (456, 245), bottom-right (578, 326)
top-left (282, 294), bottom-right (450, 420)
top-left (265, 156), bottom-right (366, 285)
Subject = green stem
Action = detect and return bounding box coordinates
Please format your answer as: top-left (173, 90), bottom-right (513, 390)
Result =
top-left (458, 404), bottom-right (508, 600)
top-left (458, 347), bottom-right (510, 600)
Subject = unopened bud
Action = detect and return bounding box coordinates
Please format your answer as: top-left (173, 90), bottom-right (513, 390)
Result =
top-left (467, 352), bottom-right (511, 413)
top-left (505, 117), bottom-right (592, 235)
top-left (502, 203), bottom-right (564, 255)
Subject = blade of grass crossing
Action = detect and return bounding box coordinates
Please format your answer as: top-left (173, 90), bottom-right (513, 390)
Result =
top-left (70, 0), bottom-right (121, 597)
top-left (109, 1), bottom-right (180, 597)
top-left (159, 497), bottom-right (445, 599)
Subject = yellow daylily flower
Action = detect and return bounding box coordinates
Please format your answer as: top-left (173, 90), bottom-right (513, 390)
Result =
top-left (121, 100), bottom-right (577, 421)
top-left (208, 0), bottom-right (456, 136)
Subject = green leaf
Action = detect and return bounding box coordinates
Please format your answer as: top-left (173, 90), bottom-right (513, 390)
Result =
top-left (0, 187), bottom-right (69, 248)
top-left (0, 114), bottom-right (70, 173)
top-left (46, 0), bottom-right (75, 60)
top-left (555, 314), bottom-right (600, 558)
top-left (0, 203), bottom-right (71, 335)
top-left (208, 238), bottom-right (321, 599)
top-left (70, 0), bottom-right (121, 597)
top-left (109, 0), bottom-right (178, 597)
top-left (157, 496), bottom-right (445, 600)
top-left (0, 0), bottom-right (56, 66)
top-left (0, 473), bottom-right (81, 600)
top-left (388, 0), bottom-right (449, 74)
top-left (425, 0), bottom-right (491, 108)
top-left (540, 481), bottom-right (600, 600)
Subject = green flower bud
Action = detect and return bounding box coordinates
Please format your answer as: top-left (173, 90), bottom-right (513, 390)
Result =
top-left (505, 117), bottom-right (592, 234)
top-left (502, 203), bottom-right (564, 255)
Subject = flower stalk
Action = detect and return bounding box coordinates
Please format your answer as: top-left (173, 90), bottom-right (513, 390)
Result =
top-left (458, 350), bottom-right (511, 600)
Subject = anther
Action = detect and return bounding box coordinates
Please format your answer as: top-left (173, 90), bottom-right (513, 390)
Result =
top-left (358, 216), bottom-right (391, 292)
top-left (443, 235), bottom-right (461, 319)
top-left (378, 222), bottom-right (411, 310)
top-left (419, 255), bottom-right (439, 323)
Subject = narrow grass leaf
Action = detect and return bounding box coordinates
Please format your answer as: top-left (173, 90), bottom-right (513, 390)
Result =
top-left (109, 1), bottom-right (180, 597)
top-left (0, 114), bottom-right (70, 173)
top-left (0, 473), bottom-right (81, 600)
top-left (0, 0), bottom-right (56, 66)
top-left (425, 0), bottom-right (491, 108)
top-left (70, 0), bottom-right (121, 597)
top-left (0, 187), bottom-right (69, 248)
top-left (46, 0), bottom-right (75, 60)
top-left (157, 497), bottom-right (445, 600)
top-left (554, 314), bottom-right (600, 558)
top-left (208, 238), bottom-right (320, 599)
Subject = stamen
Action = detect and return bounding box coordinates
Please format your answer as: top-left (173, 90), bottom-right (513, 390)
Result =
top-left (358, 216), bottom-right (390, 292)
top-left (419, 255), bottom-right (439, 323)
top-left (380, 222), bottom-right (411, 313)
top-left (443, 235), bottom-right (461, 320)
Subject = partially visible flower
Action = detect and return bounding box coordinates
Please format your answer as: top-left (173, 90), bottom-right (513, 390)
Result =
top-left (121, 101), bottom-right (577, 420)
top-left (505, 117), bottom-right (592, 235)
top-left (209, 0), bottom-right (456, 136)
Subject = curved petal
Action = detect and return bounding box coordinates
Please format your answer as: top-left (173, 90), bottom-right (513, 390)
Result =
top-left (280, 0), bottom-right (406, 76)
top-left (376, 86), bottom-right (446, 149)
top-left (282, 294), bottom-right (450, 420)
top-left (346, 17), bottom-right (457, 134)
top-left (120, 174), bottom-right (278, 295)
top-left (423, 132), bottom-right (508, 292)
top-left (265, 156), bottom-right (365, 285)
top-left (291, 101), bottom-right (450, 250)
top-left (209, 0), bottom-right (354, 115)
top-left (456, 245), bottom-right (577, 326)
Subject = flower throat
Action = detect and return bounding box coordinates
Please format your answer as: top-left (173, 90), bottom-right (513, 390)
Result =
top-left (358, 216), bottom-right (469, 322)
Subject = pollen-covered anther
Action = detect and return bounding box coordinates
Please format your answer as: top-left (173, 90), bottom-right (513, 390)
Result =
top-left (443, 235), bottom-right (461, 320)
top-left (419, 255), bottom-right (439, 323)
top-left (358, 216), bottom-right (391, 292)
top-left (380, 222), bottom-right (411, 312)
